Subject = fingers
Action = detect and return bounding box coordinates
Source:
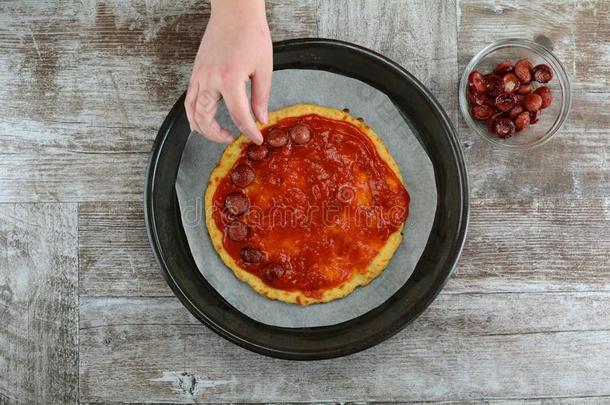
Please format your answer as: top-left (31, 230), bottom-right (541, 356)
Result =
top-left (187, 84), bottom-right (233, 144)
top-left (194, 114), bottom-right (233, 144)
top-left (193, 90), bottom-right (233, 143)
top-left (250, 65), bottom-right (272, 124)
top-left (186, 74), bottom-right (266, 145)
top-left (184, 81), bottom-right (201, 134)
top-left (222, 81), bottom-right (264, 145)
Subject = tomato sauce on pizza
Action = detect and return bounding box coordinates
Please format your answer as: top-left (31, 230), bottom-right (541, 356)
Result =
top-left (209, 111), bottom-right (409, 300)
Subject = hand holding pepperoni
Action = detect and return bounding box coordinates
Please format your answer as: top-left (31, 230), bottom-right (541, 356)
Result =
top-left (185, 0), bottom-right (271, 145)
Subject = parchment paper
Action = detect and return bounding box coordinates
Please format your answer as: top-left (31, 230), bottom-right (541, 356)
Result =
top-left (176, 69), bottom-right (437, 327)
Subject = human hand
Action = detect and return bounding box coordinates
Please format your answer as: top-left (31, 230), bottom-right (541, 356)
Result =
top-left (185, 0), bottom-right (272, 144)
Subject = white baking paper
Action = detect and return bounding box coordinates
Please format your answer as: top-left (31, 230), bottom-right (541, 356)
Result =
top-left (175, 69), bottom-right (437, 327)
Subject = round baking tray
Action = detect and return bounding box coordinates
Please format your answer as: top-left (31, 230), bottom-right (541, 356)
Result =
top-left (145, 38), bottom-right (469, 360)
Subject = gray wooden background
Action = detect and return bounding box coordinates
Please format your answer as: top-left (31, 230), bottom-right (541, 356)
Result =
top-left (1, 0), bottom-right (609, 403)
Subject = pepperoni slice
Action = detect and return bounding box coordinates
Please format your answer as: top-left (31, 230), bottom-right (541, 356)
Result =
top-left (534, 86), bottom-right (553, 109)
top-left (267, 128), bottom-right (289, 147)
top-left (502, 73), bottom-right (520, 94)
top-left (240, 247), bottom-right (262, 263)
top-left (495, 93), bottom-right (518, 112)
top-left (514, 58), bottom-right (533, 84)
top-left (261, 262), bottom-right (285, 282)
top-left (230, 164), bottom-right (255, 188)
top-left (517, 83), bottom-right (533, 95)
top-left (471, 104), bottom-right (494, 120)
top-left (533, 64), bottom-right (553, 83)
top-left (226, 220), bottom-right (248, 241)
top-left (224, 192), bottom-right (250, 215)
top-left (508, 105), bottom-right (524, 119)
top-left (523, 93), bottom-right (543, 112)
top-left (468, 70), bottom-right (487, 94)
top-left (467, 89), bottom-right (493, 106)
top-left (494, 117), bottom-right (516, 139)
top-left (514, 111), bottom-right (531, 131)
top-left (494, 60), bottom-right (514, 75)
top-left (514, 94), bottom-right (525, 105)
top-left (484, 74), bottom-right (504, 97)
top-left (247, 144), bottom-right (268, 161)
top-left (487, 112), bottom-right (502, 134)
top-left (530, 110), bottom-right (541, 124)
top-left (289, 124), bottom-right (311, 145)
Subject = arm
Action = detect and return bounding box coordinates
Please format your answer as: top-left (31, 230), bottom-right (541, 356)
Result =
top-left (185, 0), bottom-right (272, 144)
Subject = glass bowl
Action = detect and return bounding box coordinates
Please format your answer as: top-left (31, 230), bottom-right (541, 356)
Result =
top-left (459, 38), bottom-right (571, 149)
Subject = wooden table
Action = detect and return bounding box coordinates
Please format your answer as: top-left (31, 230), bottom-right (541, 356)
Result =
top-left (1, 1), bottom-right (608, 403)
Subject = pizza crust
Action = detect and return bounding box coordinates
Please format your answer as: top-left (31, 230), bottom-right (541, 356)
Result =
top-left (205, 104), bottom-right (406, 305)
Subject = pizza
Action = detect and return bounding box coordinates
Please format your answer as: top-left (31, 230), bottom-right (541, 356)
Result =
top-left (205, 104), bottom-right (410, 305)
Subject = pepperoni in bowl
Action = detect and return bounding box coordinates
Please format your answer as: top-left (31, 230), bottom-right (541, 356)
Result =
top-left (459, 38), bottom-right (571, 149)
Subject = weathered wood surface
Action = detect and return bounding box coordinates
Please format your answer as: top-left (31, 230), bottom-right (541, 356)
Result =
top-left (0, 0), bottom-right (608, 403)
top-left (318, 0), bottom-right (458, 122)
top-left (449, 197), bottom-right (610, 293)
top-left (78, 202), bottom-right (171, 297)
top-left (0, 204), bottom-right (78, 404)
top-left (79, 293), bottom-right (610, 402)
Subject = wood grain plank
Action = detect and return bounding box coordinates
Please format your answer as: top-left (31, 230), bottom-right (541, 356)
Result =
top-left (0, 204), bottom-right (78, 404)
top-left (448, 197), bottom-right (610, 293)
top-left (78, 201), bottom-right (170, 297)
top-left (317, 0), bottom-right (458, 121)
top-left (267, 0), bottom-right (319, 42)
top-left (0, 0), bottom-right (318, 203)
top-left (80, 290), bottom-right (610, 337)
top-left (457, 0), bottom-right (610, 200)
top-left (76, 401), bottom-right (338, 405)
top-left (75, 398), bottom-right (610, 405)
top-left (361, 399), bottom-right (610, 405)
top-left (76, 399), bottom-right (610, 405)
top-left (79, 293), bottom-right (610, 403)
top-left (0, 124), bottom-right (151, 203)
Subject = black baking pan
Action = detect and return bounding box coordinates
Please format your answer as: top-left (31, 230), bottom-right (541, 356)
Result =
top-left (145, 38), bottom-right (469, 360)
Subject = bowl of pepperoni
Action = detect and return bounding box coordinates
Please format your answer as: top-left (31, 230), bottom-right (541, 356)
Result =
top-left (459, 38), bottom-right (571, 149)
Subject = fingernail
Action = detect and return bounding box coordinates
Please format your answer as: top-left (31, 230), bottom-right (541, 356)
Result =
top-left (261, 110), bottom-right (269, 124)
